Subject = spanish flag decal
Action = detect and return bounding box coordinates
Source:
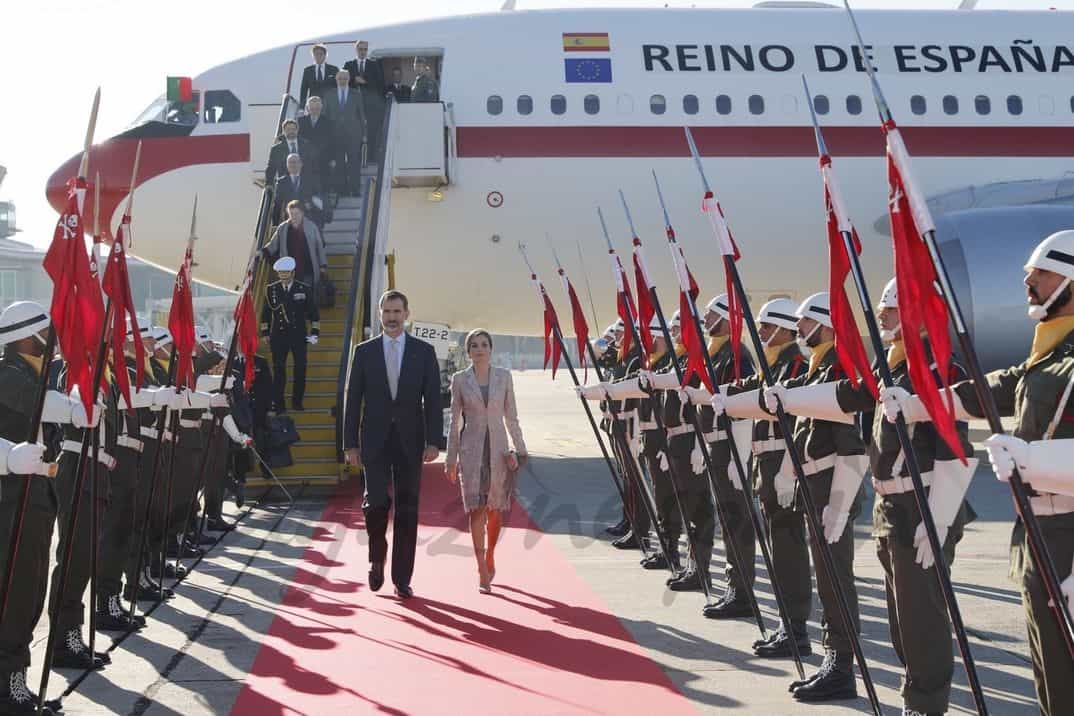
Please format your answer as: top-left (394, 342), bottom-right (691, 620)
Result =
top-left (563, 33), bottom-right (610, 52)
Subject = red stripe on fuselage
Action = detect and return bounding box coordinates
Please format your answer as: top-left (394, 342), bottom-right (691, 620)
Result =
top-left (456, 125), bottom-right (1074, 158)
top-left (46, 133), bottom-right (249, 241)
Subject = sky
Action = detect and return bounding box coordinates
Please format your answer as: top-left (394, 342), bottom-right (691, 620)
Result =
top-left (2, 0), bottom-right (1071, 248)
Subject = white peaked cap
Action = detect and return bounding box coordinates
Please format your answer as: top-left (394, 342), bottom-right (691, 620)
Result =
top-left (273, 256), bottom-right (296, 272)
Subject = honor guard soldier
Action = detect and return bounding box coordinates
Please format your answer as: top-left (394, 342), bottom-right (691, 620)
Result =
top-left (606, 321), bottom-right (646, 551)
top-left (763, 292), bottom-right (868, 702)
top-left (892, 230), bottom-right (1074, 716)
top-left (0, 302), bottom-right (65, 715)
top-left (777, 281), bottom-right (976, 715)
top-left (262, 256), bottom-right (320, 412)
top-left (195, 370), bottom-right (252, 534)
top-left (683, 295), bottom-right (756, 618)
top-left (704, 298), bottom-right (813, 655)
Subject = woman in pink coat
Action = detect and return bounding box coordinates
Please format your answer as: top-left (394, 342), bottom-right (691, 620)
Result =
top-left (445, 330), bottom-right (527, 593)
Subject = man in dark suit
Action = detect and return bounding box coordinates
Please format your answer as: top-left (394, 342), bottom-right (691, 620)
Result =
top-left (384, 67), bottom-right (411, 103)
top-left (299, 43), bottom-right (338, 108)
top-left (323, 69), bottom-right (364, 196)
top-left (344, 290), bottom-right (442, 598)
top-left (261, 257), bottom-right (320, 412)
top-left (265, 119), bottom-right (317, 188)
top-left (297, 96), bottom-right (334, 196)
top-left (343, 40), bottom-right (385, 161)
top-left (271, 154), bottom-right (322, 226)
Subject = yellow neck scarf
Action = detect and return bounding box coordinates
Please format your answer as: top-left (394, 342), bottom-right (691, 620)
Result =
top-left (808, 341), bottom-right (835, 378)
top-left (707, 335), bottom-right (729, 357)
top-left (649, 347), bottom-right (667, 367)
top-left (887, 340), bottom-right (907, 370)
top-left (674, 343), bottom-right (687, 358)
top-left (1028, 315), bottom-right (1074, 368)
top-left (18, 352), bottom-right (44, 377)
top-left (157, 357), bottom-right (171, 373)
top-left (764, 340), bottom-right (794, 368)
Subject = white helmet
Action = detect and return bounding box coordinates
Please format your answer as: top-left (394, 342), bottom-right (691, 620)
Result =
top-left (757, 298), bottom-right (798, 331)
top-left (1025, 230), bottom-right (1074, 321)
top-left (876, 278), bottom-right (898, 311)
top-left (152, 326), bottom-right (172, 350)
top-left (795, 292), bottom-right (832, 328)
top-left (612, 318), bottom-right (625, 332)
top-left (0, 301), bottom-right (50, 346)
top-left (705, 294), bottom-right (730, 320)
top-left (195, 325), bottom-right (212, 344)
top-left (670, 310), bottom-right (681, 330)
top-left (126, 324), bottom-right (152, 339)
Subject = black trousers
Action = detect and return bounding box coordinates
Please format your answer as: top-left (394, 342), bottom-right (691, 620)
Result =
top-left (271, 334), bottom-right (308, 409)
top-left (642, 430), bottom-right (680, 554)
top-left (49, 449), bottom-right (105, 636)
top-left (611, 421), bottom-right (649, 539)
top-left (709, 440), bottom-right (756, 595)
top-left (0, 476), bottom-right (56, 671)
top-left (126, 438), bottom-right (168, 588)
top-left (669, 434), bottom-right (715, 577)
top-left (99, 445), bottom-right (140, 598)
top-left (333, 136), bottom-right (364, 195)
top-left (362, 426), bottom-right (422, 588)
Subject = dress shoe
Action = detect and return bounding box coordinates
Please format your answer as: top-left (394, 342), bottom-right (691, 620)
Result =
top-left (792, 651), bottom-right (856, 701)
top-left (394, 584), bottom-right (413, 599)
top-left (604, 518), bottom-right (630, 537)
top-left (754, 628), bottom-right (811, 658)
top-left (53, 629), bottom-right (109, 670)
top-left (369, 562), bottom-right (385, 591)
top-left (640, 553), bottom-right (668, 570)
top-left (668, 568), bottom-right (707, 592)
top-left (612, 531), bottom-right (646, 550)
top-left (96, 594), bottom-right (146, 632)
top-left (206, 517), bottom-right (236, 532)
top-left (702, 589), bottom-right (753, 619)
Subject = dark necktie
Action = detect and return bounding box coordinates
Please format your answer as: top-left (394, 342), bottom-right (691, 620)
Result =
top-left (289, 141), bottom-right (297, 155)
top-left (317, 66), bottom-right (322, 83)
top-left (359, 60), bottom-right (364, 75)
top-left (292, 176), bottom-right (298, 191)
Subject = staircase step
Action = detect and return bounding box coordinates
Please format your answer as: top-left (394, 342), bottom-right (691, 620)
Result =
top-left (327, 244), bottom-right (357, 256)
top-left (335, 197), bottom-right (364, 209)
top-left (292, 442), bottom-right (338, 459)
top-left (332, 208), bottom-right (362, 221)
top-left (306, 363), bottom-right (341, 379)
top-left (282, 408), bottom-right (334, 426)
top-left (326, 266), bottom-right (352, 281)
top-left (298, 394), bottom-right (337, 409)
top-left (294, 426), bottom-right (335, 442)
top-left (328, 254), bottom-right (352, 267)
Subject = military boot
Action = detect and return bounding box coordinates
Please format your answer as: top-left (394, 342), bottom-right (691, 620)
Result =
top-left (96, 594), bottom-right (147, 632)
top-left (0, 670), bottom-right (40, 715)
top-left (792, 650), bottom-right (856, 702)
top-left (52, 629), bottom-right (109, 670)
top-left (789, 648), bottom-right (835, 692)
top-left (703, 587), bottom-right (753, 619)
top-left (604, 516), bottom-right (630, 537)
top-left (124, 569), bottom-right (175, 602)
top-left (754, 626), bottom-right (812, 658)
top-left (611, 530), bottom-right (643, 550)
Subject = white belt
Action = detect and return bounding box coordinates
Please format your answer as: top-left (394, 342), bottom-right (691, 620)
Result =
top-left (873, 471), bottom-right (933, 496)
top-left (1028, 493), bottom-right (1074, 516)
top-left (704, 430), bottom-right (727, 443)
top-left (178, 419), bottom-right (201, 429)
top-left (140, 427), bottom-right (174, 442)
top-left (667, 424), bottom-right (693, 437)
top-left (638, 420), bottom-right (658, 431)
top-left (801, 454), bottom-right (837, 476)
top-left (116, 435), bottom-right (144, 453)
top-left (753, 438), bottom-right (785, 454)
top-left (201, 411), bottom-right (212, 421)
top-left (61, 440), bottom-right (116, 469)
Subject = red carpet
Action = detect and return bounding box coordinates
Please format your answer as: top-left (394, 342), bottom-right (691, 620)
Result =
top-left (231, 465), bottom-right (694, 715)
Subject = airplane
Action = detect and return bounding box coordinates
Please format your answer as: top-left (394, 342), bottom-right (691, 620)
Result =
top-left (46, 2), bottom-right (1074, 369)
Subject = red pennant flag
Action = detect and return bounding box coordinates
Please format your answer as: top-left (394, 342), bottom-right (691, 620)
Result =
top-left (632, 240), bottom-right (655, 367)
top-left (612, 253), bottom-right (636, 362)
top-left (822, 157), bottom-right (879, 399)
top-left (168, 240), bottom-right (198, 389)
top-left (233, 273), bottom-right (259, 389)
top-left (886, 128), bottom-right (965, 462)
top-left (102, 215), bottom-right (145, 407)
top-left (42, 177), bottom-right (105, 417)
top-left (668, 239), bottom-right (712, 391)
top-left (531, 274), bottom-right (562, 378)
top-left (558, 269), bottom-right (590, 381)
top-left (701, 192), bottom-right (744, 380)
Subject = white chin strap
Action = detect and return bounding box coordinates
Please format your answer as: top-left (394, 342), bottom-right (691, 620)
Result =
top-left (797, 322), bottom-right (821, 350)
top-left (880, 322), bottom-right (901, 343)
top-left (1028, 278), bottom-right (1072, 322)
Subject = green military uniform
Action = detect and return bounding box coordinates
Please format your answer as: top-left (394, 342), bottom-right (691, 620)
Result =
top-left (609, 348), bottom-right (649, 546)
top-left (786, 344), bottom-right (865, 663)
top-left (837, 344), bottom-right (974, 713)
top-left (955, 323), bottom-right (1074, 716)
top-left (699, 339), bottom-right (756, 611)
top-left (636, 350), bottom-right (681, 568)
top-left (736, 341), bottom-right (812, 636)
top-left (0, 352), bottom-right (57, 678)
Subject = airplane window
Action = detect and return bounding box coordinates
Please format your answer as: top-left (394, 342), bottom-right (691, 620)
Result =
top-left (683, 94), bottom-right (699, 115)
top-left (846, 95), bottom-right (862, 115)
top-left (943, 95), bottom-right (959, 115)
top-left (584, 95), bottom-right (600, 115)
top-left (1040, 96), bottom-right (1055, 116)
top-left (486, 95), bottom-right (503, 116)
top-left (1007, 94), bottom-right (1023, 115)
top-left (748, 95), bottom-right (764, 115)
top-left (650, 94), bottom-right (667, 115)
top-left (910, 95), bottom-right (927, 115)
top-left (715, 95), bottom-right (732, 115)
top-left (517, 95), bottom-right (533, 115)
top-left (975, 95), bottom-right (991, 115)
top-left (202, 90), bottom-right (240, 123)
top-left (551, 94), bottom-right (567, 115)
top-left (617, 93), bottom-right (634, 115)
top-left (812, 95), bottom-right (830, 115)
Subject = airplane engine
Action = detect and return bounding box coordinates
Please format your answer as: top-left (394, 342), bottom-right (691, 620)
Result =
top-left (934, 205), bottom-right (1074, 371)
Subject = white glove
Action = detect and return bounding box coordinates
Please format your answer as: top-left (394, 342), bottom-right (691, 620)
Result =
top-left (675, 389), bottom-right (691, 407)
top-left (222, 415), bottom-right (253, 447)
top-left (879, 386), bottom-right (971, 424)
top-left (690, 442), bottom-right (705, 475)
top-left (879, 386), bottom-right (913, 424)
top-left (775, 451), bottom-right (796, 509)
top-left (209, 393), bottom-right (230, 409)
top-left (657, 450), bottom-right (669, 472)
top-left (821, 454), bottom-right (866, 543)
top-left (7, 442), bottom-right (53, 477)
top-left (984, 434), bottom-right (1026, 483)
top-left (72, 401), bottom-right (101, 429)
top-left (710, 390), bottom-right (727, 416)
top-left (638, 370), bottom-right (654, 391)
top-left (913, 457), bottom-right (977, 569)
top-left (307, 335), bottom-right (319, 345)
top-left (764, 383), bottom-right (788, 413)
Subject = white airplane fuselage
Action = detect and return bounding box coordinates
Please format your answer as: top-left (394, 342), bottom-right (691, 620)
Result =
top-left (47, 7), bottom-right (1074, 353)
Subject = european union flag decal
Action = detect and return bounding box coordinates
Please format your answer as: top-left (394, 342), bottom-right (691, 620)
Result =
top-left (565, 58), bottom-right (612, 83)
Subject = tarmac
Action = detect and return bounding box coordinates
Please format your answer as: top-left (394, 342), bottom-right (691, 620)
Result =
top-left (25, 369), bottom-right (1038, 714)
